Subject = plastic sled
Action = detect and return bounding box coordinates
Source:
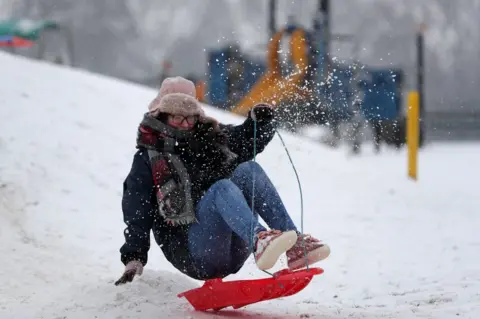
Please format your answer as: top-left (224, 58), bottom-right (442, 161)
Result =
top-left (178, 267), bottom-right (323, 311)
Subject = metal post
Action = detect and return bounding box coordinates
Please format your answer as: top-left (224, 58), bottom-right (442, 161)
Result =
top-left (315, 0), bottom-right (331, 83)
top-left (320, 0), bottom-right (330, 64)
top-left (417, 24), bottom-right (426, 147)
top-left (319, 0), bottom-right (330, 83)
top-left (268, 0), bottom-right (276, 39)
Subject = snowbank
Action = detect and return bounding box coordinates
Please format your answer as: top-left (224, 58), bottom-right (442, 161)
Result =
top-left (0, 52), bottom-right (479, 318)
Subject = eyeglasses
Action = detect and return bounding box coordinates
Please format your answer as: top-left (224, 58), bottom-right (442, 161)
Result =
top-left (169, 115), bottom-right (198, 125)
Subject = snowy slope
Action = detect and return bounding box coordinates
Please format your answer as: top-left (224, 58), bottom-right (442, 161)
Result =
top-left (0, 52), bottom-right (479, 318)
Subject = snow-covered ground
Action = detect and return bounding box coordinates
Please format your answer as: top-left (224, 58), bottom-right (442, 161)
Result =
top-left (0, 52), bottom-right (479, 318)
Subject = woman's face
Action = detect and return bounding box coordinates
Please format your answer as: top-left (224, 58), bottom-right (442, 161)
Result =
top-left (167, 114), bottom-right (198, 131)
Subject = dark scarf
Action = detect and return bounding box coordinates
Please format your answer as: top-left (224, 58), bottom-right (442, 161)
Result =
top-left (136, 113), bottom-right (237, 226)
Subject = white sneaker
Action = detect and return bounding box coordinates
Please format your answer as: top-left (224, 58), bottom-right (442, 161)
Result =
top-left (286, 234), bottom-right (331, 270)
top-left (254, 229), bottom-right (298, 270)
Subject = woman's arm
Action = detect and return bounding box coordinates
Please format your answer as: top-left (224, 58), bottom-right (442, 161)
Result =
top-left (119, 150), bottom-right (156, 266)
top-left (223, 105), bottom-right (276, 163)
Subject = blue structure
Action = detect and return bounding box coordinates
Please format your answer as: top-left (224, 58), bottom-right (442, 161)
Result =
top-left (324, 64), bottom-right (356, 122)
top-left (207, 47), bottom-right (265, 109)
top-left (207, 49), bottom-right (229, 107)
top-left (359, 69), bottom-right (403, 121)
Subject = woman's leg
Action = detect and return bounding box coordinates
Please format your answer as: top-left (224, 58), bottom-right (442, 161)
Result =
top-left (230, 161), bottom-right (331, 270)
top-left (229, 233), bottom-right (252, 274)
top-left (230, 161), bottom-right (297, 232)
top-left (189, 179), bottom-right (297, 277)
top-left (189, 179), bottom-right (264, 279)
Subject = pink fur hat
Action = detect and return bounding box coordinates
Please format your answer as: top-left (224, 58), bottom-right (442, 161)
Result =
top-left (148, 76), bottom-right (220, 130)
top-left (148, 76), bottom-right (202, 117)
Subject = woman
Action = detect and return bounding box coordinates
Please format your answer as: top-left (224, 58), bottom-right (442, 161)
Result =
top-left (115, 77), bottom-right (330, 285)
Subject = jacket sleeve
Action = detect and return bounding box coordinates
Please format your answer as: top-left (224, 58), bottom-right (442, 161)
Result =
top-left (119, 150), bottom-right (156, 266)
top-left (223, 110), bottom-right (276, 163)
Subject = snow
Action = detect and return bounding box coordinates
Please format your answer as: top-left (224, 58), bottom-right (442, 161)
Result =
top-left (1, 51), bottom-right (479, 318)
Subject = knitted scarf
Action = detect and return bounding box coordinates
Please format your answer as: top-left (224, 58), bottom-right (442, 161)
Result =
top-left (136, 113), bottom-right (238, 226)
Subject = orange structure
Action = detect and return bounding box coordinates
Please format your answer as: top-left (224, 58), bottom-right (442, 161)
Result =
top-left (231, 28), bottom-right (310, 116)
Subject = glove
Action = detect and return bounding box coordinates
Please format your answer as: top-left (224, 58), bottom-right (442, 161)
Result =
top-left (250, 103), bottom-right (275, 122)
top-left (114, 260), bottom-right (143, 286)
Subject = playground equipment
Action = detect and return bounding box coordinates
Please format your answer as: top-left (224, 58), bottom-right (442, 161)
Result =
top-left (207, 24), bottom-right (326, 130)
top-left (206, 25), bottom-right (403, 134)
top-left (203, 0), bottom-right (408, 146)
top-left (0, 19), bottom-right (74, 65)
top-left (232, 26), bottom-right (311, 116)
top-left (207, 45), bottom-right (266, 109)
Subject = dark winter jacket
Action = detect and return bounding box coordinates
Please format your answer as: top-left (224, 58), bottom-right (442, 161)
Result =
top-left (119, 111), bottom-right (276, 280)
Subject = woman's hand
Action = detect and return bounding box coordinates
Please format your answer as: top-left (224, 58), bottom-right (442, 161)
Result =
top-left (250, 103), bottom-right (275, 122)
top-left (115, 260), bottom-right (143, 285)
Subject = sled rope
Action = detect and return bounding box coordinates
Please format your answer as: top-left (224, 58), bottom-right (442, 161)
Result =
top-left (273, 128), bottom-right (309, 271)
top-left (250, 119), bottom-right (257, 250)
top-left (250, 118), bottom-right (309, 277)
top-left (250, 120), bottom-right (275, 278)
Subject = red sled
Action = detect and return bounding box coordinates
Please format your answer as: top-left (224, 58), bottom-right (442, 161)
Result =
top-left (178, 267), bottom-right (323, 311)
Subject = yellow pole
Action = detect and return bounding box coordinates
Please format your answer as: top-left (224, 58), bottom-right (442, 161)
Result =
top-left (407, 91), bottom-right (419, 180)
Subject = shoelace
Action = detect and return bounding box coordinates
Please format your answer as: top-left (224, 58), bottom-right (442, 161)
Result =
top-left (257, 229), bottom-right (281, 240)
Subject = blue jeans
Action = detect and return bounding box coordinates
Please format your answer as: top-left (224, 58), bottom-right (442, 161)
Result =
top-left (188, 161), bottom-right (297, 279)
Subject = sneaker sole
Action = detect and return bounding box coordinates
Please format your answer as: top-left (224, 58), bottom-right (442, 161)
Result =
top-left (256, 230), bottom-right (298, 271)
top-left (288, 245), bottom-right (331, 271)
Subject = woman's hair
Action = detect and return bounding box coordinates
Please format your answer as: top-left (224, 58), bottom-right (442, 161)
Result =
top-left (155, 112), bottom-right (169, 123)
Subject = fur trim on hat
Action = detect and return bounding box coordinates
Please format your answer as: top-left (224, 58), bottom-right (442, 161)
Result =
top-left (150, 93), bottom-right (205, 118)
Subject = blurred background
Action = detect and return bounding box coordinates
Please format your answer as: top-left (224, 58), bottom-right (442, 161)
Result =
top-left (2, 0), bottom-right (479, 151)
